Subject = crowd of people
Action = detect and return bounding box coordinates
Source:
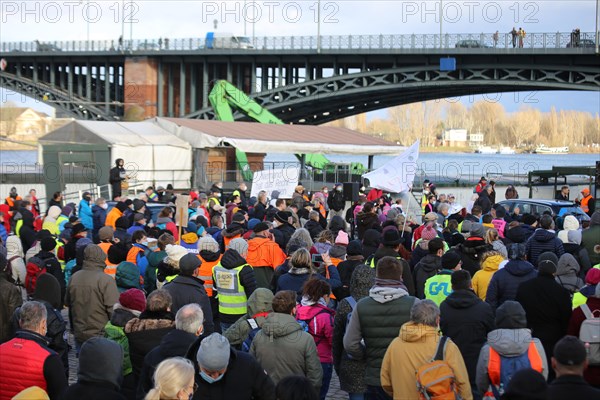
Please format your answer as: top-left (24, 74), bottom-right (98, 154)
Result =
top-left (0, 178), bottom-right (599, 400)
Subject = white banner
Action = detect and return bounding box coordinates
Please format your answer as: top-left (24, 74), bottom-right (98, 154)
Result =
top-left (250, 167), bottom-right (301, 200)
top-left (362, 140), bottom-right (420, 193)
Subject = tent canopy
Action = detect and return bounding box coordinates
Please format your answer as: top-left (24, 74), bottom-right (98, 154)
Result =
top-left (155, 118), bottom-right (405, 156)
top-left (39, 121), bottom-right (192, 188)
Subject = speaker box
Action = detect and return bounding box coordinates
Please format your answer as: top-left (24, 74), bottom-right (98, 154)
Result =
top-left (343, 182), bottom-right (360, 202)
top-left (596, 161), bottom-right (600, 186)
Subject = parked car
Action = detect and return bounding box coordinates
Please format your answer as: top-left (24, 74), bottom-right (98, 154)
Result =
top-left (455, 39), bottom-right (491, 48)
top-left (36, 42), bottom-right (61, 52)
top-left (496, 199), bottom-right (591, 223)
top-left (137, 42), bottom-right (161, 51)
top-left (566, 39), bottom-right (596, 48)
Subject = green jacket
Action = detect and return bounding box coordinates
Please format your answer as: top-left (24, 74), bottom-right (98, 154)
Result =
top-left (104, 321), bottom-right (132, 375)
top-left (115, 261), bottom-right (142, 293)
top-left (223, 288), bottom-right (274, 348)
top-left (145, 250), bottom-right (166, 294)
top-left (250, 312), bottom-right (323, 390)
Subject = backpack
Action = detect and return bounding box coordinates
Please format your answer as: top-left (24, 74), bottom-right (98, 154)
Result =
top-left (579, 303), bottom-right (600, 366)
top-left (415, 336), bottom-right (461, 400)
top-left (343, 296), bottom-right (359, 360)
top-left (488, 347), bottom-right (539, 399)
top-left (241, 318), bottom-right (261, 352)
top-left (25, 256), bottom-right (47, 295)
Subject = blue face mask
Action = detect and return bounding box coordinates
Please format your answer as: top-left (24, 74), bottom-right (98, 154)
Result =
top-left (200, 370), bottom-right (224, 384)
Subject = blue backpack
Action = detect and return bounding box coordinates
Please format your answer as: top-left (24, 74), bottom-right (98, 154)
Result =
top-left (297, 309), bottom-right (332, 346)
top-left (490, 349), bottom-right (537, 398)
top-left (241, 318), bottom-right (261, 352)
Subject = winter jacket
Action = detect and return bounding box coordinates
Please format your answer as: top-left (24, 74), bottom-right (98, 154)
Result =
top-left (0, 329), bottom-right (68, 400)
top-left (547, 375), bottom-right (600, 400)
top-left (563, 242), bottom-right (592, 275)
top-left (582, 213), bottom-right (600, 266)
top-left (504, 223), bottom-right (529, 244)
top-left (557, 215), bottom-right (580, 243)
top-left (343, 285), bottom-right (417, 387)
top-left (485, 259), bottom-right (536, 310)
top-left (62, 337), bottom-right (126, 400)
top-left (272, 222), bottom-right (295, 250)
top-left (567, 296), bottom-right (600, 386)
top-left (253, 202), bottom-right (267, 221)
top-left (296, 303), bottom-right (335, 363)
top-left (0, 224), bottom-right (6, 245)
top-left (137, 328), bottom-right (198, 399)
top-left (65, 245), bottom-right (120, 343)
top-left (332, 265), bottom-right (375, 394)
top-left (333, 256), bottom-right (365, 300)
top-left (42, 206), bottom-right (62, 237)
top-left (17, 209), bottom-right (36, 254)
top-left (381, 323), bottom-right (473, 400)
top-left (413, 254), bottom-right (442, 299)
top-left (526, 229), bottom-right (565, 266)
top-left (276, 265), bottom-right (341, 302)
top-left (475, 328), bottom-right (548, 393)
top-left (516, 274), bottom-right (572, 381)
top-left (11, 273), bottom-right (68, 376)
top-left (304, 219), bottom-right (324, 241)
top-left (250, 312), bottom-right (323, 389)
top-left (472, 254), bottom-right (503, 301)
top-left (104, 306), bottom-right (137, 376)
top-left (91, 205), bottom-right (107, 241)
top-left (5, 235), bottom-right (27, 300)
top-left (164, 275), bottom-right (215, 334)
top-left (440, 289), bottom-right (494, 386)
top-left (372, 246), bottom-right (416, 296)
top-left (474, 190), bottom-right (492, 214)
top-left (105, 207), bottom-right (122, 229)
top-left (223, 288), bottom-right (273, 348)
top-left (78, 199), bottom-right (93, 230)
top-left (555, 253), bottom-right (585, 294)
top-left (356, 212), bottom-right (381, 240)
top-left (455, 237), bottom-right (492, 277)
top-left (328, 190), bottom-right (345, 212)
top-left (0, 271), bottom-right (22, 343)
top-left (190, 347), bottom-right (276, 400)
top-left (115, 261), bottom-right (143, 293)
top-left (213, 249), bottom-right (257, 324)
top-left (125, 309), bottom-right (175, 382)
top-left (246, 236), bottom-right (287, 289)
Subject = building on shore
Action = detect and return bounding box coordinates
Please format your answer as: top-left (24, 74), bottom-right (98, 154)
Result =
top-left (0, 107), bottom-right (73, 149)
top-left (441, 128), bottom-right (484, 147)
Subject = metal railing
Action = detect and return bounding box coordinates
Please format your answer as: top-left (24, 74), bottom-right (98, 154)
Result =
top-left (1, 32), bottom-right (596, 53)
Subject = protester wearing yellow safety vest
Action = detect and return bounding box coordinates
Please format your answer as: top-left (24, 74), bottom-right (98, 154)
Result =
top-left (424, 250), bottom-right (463, 306)
top-left (367, 229), bottom-right (416, 296)
top-left (571, 267), bottom-right (600, 309)
top-left (212, 238), bottom-right (257, 331)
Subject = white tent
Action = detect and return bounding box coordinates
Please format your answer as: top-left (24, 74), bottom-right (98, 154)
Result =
top-left (39, 120), bottom-right (192, 188)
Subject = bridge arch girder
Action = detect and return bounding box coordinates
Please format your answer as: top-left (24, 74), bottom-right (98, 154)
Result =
top-left (186, 64), bottom-right (600, 124)
top-left (0, 72), bottom-right (116, 121)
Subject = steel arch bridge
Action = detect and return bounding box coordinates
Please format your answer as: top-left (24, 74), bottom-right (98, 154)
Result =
top-left (185, 64), bottom-right (600, 124)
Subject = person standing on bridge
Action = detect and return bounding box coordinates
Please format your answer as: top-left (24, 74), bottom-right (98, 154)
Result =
top-left (493, 31), bottom-right (499, 48)
top-left (510, 27), bottom-right (518, 48)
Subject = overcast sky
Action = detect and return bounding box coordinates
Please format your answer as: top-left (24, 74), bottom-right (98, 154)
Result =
top-left (1, 0), bottom-right (599, 116)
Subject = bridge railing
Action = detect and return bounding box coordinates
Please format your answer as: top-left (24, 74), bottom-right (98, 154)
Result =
top-left (1, 32), bottom-right (596, 53)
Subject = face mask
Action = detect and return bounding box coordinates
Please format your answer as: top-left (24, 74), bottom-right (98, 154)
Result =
top-left (26, 206), bottom-right (32, 211)
top-left (200, 370), bottom-right (224, 384)
top-left (100, 203), bottom-right (108, 210)
top-left (216, 193), bottom-right (221, 198)
top-left (360, 187), bottom-right (366, 192)
top-left (336, 187), bottom-right (343, 192)
top-left (141, 241), bottom-right (148, 247)
top-left (323, 190), bottom-right (328, 194)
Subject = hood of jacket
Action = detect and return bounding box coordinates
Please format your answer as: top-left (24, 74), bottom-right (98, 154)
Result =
top-left (557, 253), bottom-right (580, 276)
top-left (362, 229), bottom-right (381, 247)
top-left (181, 232), bottom-right (198, 244)
top-left (481, 254), bottom-right (504, 272)
top-left (416, 254), bottom-right (442, 273)
top-left (295, 303), bottom-right (334, 321)
top-left (220, 249), bottom-right (247, 270)
top-left (398, 322), bottom-right (439, 342)
top-left (505, 225), bottom-right (526, 243)
top-left (82, 244), bottom-right (108, 271)
top-left (46, 205), bottom-right (62, 221)
top-left (369, 285), bottom-right (408, 303)
top-left (459, 237), bottom-right (490, 255)
top-left (590, 211), bottom-right (600, 226)
top-left (531, 229), bottom-right (558, 243)
top-left (350, 264), bottom-right (375, 300)
top-left (223, 223), bottom-right (245, 238)
top-left (486, 328), bottom-right (533, 356)
top-left (562, 215), bottom-right (579, 231)
top-left (19, 209), bottom-right (34, 227)
top-left (6, 235), bottom-right (24, 258)
top-left (357, 212), bottom-right (379, 225)
top-left (246, 288), bottom-right (274, 316)
top-left (156, 216), bottom-right (172, 225)
top-left (504, 259), bottom-right (535, 277)
top-left (78, 337), bottom-right (123, 389)
top-left (443, 289), bottom-right (481, 309)
top-left (262, 312), bottom-right (302, 338)
top-left (33, 273), bottom-right (61, 309)
top-left (110, 306), bottom-right (138, 327)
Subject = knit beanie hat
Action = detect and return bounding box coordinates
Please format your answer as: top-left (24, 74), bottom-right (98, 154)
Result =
top-left (585, 268), bottom-right (600, 285)
top-left (196, 333), bottom-right (231, 371)
top-left (469, 223), bottom-right (485, 238)
top-left (119, 288), bottom-right (146, 313)
top-left (228, 238), bottom-right (248, 256)
top-left (253, 222), bottom-right (270, 234)
top-left (247, 218), bottom-right (261, 231)
top-left (329, 245), bottom-right (347, 259)
top-left (165, 245), bottom-right (188, 264)
top-left (346, 240), bottom-right (363, 256)
top-left (41, 237), bottom-right (57, 252)
top-left (421, 225), bottom-right (437, 241)
top-left (198, 236), bottom-right (219, 253)
top-left (98, 226), bottom-right (114, 241)
top-left (335, 231), bottom-right (349, 246)
top-left (537, 251), bottom-right (559, 270)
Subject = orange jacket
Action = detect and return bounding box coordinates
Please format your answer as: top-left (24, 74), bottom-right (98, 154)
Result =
top-left (98, 242), bottom-right (117, 278)
top-left (246, 237), bottom-right (286, 269)
top-left (105, 207), bottom-right (122, 229)
top-left (580, 194), bottom-right (593, 213)
top-left (196, 254), bottom-right (222, 297)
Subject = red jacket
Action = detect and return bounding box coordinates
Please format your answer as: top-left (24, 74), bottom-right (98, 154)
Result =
top-left (367, 189), bottom-right (383, 202)
top-left (567, 296), bottom-right (600, 386)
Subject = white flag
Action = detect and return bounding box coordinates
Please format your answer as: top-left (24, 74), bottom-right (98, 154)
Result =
top-left (362, 140), bottom-right (420, 193)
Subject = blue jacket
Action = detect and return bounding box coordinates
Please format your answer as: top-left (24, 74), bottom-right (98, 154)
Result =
top-left (525, 229), bottom-right (565, 266)
top-left (485, 259), bottom-right (537, 310)
top-left (127, 224), bottom-right (145, 236)
top-left (0, 224), bottom-right (7, 244)
top-left (276, 265), bottom-right (342, 302)
top-left (78, 199), bottom-right (94, 230)
top-left (92, 205), bottom-right (107, 236)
